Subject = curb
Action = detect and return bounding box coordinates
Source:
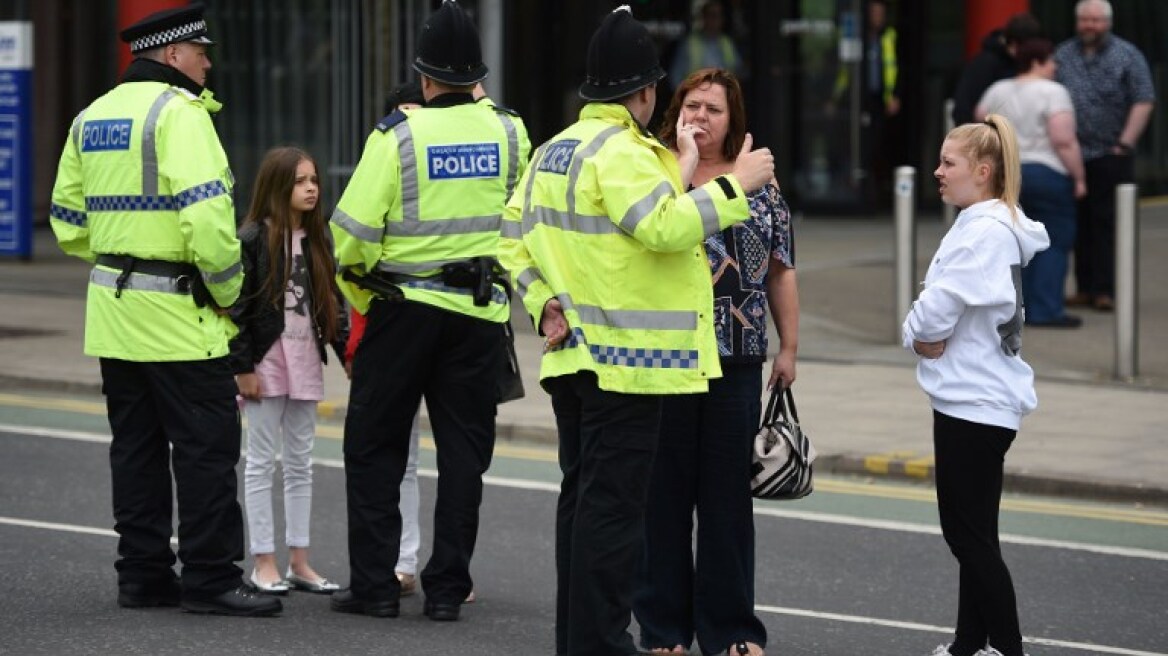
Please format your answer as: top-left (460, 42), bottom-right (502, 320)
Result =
top-left (821, 452), bottom-right (1168, 508)
top-left (5, 375), bottom-right (1166, 508)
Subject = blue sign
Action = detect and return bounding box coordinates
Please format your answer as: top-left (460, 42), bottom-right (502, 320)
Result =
top-left (537, 139), bottom-right (580, 175)
top-left (427, 143), bottom-right (501, 180)
top-left (0, 22), bottom-right (32, 259)
top-left (81, 119), bottom-right (133, 152)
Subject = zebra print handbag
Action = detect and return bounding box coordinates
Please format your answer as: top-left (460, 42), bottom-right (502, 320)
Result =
top-left (750, 386), bottom-right (816, 500)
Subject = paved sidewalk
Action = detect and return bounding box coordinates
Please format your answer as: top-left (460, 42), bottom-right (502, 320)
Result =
top-left (2, 206), bottom-right (1166, 505)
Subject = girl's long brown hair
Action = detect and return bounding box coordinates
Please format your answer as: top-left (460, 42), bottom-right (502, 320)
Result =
top-left (242, 147), bottom-right (339, 341)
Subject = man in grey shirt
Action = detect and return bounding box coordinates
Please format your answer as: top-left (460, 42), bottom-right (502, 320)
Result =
top-left (1054, 0), bottom-right (1155, 311)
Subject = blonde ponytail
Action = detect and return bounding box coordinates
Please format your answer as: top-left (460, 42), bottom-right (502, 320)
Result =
top-left (945, 114), bottom-right (1023, 221)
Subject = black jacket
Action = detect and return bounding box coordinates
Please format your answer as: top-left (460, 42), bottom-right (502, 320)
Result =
top-left (951, 30), bottom-right (1017, 125)
top-left (228, 220), bottom-right (348, 374)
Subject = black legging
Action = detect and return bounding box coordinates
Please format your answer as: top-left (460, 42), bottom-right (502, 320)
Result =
top-left (933, 411), bottom-right (1024, 656)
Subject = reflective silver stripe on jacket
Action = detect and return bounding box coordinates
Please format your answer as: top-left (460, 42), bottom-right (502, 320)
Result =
top-left (90, 268), bottom-right (190, 294)
top-left (688, 185), bottom-right (721, 236)
top-left (521, 145), bottom-right (546, 219)
top-left (383, 214), bottom-right (501, 237)
top-left (618, 181), bottom-right (673, 234)
top-left (398, 278), bottom-right (510, 306)
top-left (331, 208), bottom-right (382, 243)
top-left (70, 110), bottom-right (88, 152)
top-left (495, 112), bottom-right (520, 198)
top-left (141, 88), bottom-right (181, 197)
top-left (393, 121), bottom-right (419, 223)
top-left (525, 205), bottom-right (620, 236)
top-left (374, 259), bottom-right (468, 275)
top-left (557, 293), bottom-right (697, 331)
top-left (514, 267), bottom-right (545, 301)
top-left (201, 260), bottom-right (241, 285)
top-left (565, 126), bottom-right (624, 219)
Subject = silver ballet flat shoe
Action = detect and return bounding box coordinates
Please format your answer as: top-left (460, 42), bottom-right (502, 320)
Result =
top-left (248, 569), bottom-right (290, 595)
top-left (285, 570), bottom-right (340, 594)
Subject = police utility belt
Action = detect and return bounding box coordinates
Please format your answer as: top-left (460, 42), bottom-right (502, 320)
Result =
top-left (345, 256), bottom-right (511, 307)
top-left (95, 254), bottom-right (218, 308)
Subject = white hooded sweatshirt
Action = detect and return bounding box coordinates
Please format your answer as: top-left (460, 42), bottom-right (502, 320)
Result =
top-left (902, 199), bottom-right (1050, 430)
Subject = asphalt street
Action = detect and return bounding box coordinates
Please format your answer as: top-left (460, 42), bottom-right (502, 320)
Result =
top-left (1, 395), bottom-right (1165, 656)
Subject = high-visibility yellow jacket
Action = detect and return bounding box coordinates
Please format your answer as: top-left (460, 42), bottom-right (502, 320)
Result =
top-left (499, 103), bottom-right (751, 395)
top-left (49, 80), bottom-right (242, 362)
top-left (331, 95), bottom-right (531, 323)
top-left (834, 27), bottom-right (898, 106)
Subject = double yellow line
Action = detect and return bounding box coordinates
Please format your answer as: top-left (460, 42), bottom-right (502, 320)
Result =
top-left (2, 391), bottom-right (1165, 527)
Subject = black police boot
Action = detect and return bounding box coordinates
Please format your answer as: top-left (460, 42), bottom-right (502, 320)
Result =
top-left (423, 598), bottom-right (461, 622)
top-left (180, 584), bottom-right (282, 617)
top-left (330, 589), bottom-right (400, 618)
top-left (117, 578), bottom-right (181, 608)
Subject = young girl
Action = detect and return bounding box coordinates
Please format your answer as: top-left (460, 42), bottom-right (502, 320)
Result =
top-left (230, 147), bottom-right (348, 595)
top-left (903, 116), bottom-right (1048, 656)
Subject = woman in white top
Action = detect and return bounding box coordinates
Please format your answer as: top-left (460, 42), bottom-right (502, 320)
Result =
top-left (976, 37), bottom-right (1086, 327)
top-left (905, 115), bottom-right (1049, 656)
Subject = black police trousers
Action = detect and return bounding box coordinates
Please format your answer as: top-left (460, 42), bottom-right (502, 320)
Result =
top-left (343, 299), bottom-right (501, 604)
top-left (100, 357), bottom-right (244, 597)
top-left (545, 371), bottom-right (663, 656)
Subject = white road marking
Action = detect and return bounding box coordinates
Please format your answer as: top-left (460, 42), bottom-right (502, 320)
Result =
top-left (756, 605), bottom-right (1168, 656)
top-left (2, 426), bottom-right (1165, 656)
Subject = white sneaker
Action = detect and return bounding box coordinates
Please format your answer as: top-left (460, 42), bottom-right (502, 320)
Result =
top-left (927, 646), bottom-right (953, 656)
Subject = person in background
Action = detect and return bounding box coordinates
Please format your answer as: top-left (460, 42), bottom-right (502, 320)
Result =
top-left (633, 68), bottom-right (797, 656)
top-left (905, 115), bottom-right (1048, 656)
top-left (1055, 0), bottom-right (1155, 312)
top-left (229, 147), bottom-right (348, 596)
top-left (951, 13), bottom-right (1042, 126)
top-left (330, 0), bottom-right (530, 622)
top-left (828, 0), bottom-right (900, 206)
top-left (976, 37), bottom-right (1087, 328)
top-left (48, 3), bottom-right (280, 617)
top-left (669, 1), bottom-right (745, 89)
top-left (498, 7), bottom-right (773, 655)
top-left (344, 80), bottom-right (426, 600)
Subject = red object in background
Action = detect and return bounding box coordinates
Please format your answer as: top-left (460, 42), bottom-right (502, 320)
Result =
top-left (965, 0), bottom-right (1030, 61)
top-left (117, 0), bottom-right (190, 74)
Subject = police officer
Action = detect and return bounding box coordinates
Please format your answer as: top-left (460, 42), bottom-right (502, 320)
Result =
top-left (498, 6), bottom-right (773, 655)
top-left (329, 0), bottom-right (530, 622)
top-left (48, 4), bottom-right (280, 617)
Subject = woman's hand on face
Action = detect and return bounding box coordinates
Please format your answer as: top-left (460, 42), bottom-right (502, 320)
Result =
top-left (675, 113), bottom-right (703, 160)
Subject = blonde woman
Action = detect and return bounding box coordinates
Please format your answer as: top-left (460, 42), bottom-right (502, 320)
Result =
top-left (904, 115), bottom-right (1048, 656)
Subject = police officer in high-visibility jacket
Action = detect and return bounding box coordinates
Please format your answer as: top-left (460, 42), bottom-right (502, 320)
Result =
top-left (329, 0), bottom-right (530, 622)
top-left (48, 5), bottom-right (280, 617)
top-left (498, 7), bottom-right (773, 655)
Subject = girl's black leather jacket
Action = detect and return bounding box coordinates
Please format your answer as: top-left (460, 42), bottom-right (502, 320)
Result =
top-left (227, 220), bottom-right (348, 374)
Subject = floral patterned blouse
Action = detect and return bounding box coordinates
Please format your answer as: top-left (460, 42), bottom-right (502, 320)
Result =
top-left (704, 182), bottom-right (795, 363)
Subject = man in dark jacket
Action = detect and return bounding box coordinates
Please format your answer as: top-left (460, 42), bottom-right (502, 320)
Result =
top-left (951, 13), bottom-right (1042, 125)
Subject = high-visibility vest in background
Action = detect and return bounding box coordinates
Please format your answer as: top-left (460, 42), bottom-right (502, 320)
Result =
top-left (499, 103), bottom-right (752, 395)
top-left (49, 80), bottom-right (242, 362)
top-left (331, 96), bottom-right (531, 322)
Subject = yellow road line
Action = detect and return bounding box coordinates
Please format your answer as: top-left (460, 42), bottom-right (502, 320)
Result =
top-left (2, 392), bottom-right (1164, 525)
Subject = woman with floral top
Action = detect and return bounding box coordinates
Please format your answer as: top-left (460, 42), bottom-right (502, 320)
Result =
top-left (632, 68), bottom-right (798, 656)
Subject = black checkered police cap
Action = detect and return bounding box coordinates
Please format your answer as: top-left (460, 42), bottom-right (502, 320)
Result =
top-left (120, 3), bottom-right (215, 55)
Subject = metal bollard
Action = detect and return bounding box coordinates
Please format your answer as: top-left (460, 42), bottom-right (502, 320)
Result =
top-left (1115, 183), bottom-right (1139, 380)
top-left (894, 166), bottom-right (916, 342)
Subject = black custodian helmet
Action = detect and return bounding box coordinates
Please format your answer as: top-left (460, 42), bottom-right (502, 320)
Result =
top-left (413, 0), bottom-right (488, 86)
top-left (579, 5), bottom-right (665, 102)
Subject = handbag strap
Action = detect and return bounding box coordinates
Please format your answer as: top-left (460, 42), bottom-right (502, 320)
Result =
top-left (780, 386), bottom-right (800, 424)
top-left (762, 386), bottom-right (784, 426)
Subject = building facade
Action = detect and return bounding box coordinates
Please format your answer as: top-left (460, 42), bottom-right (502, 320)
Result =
top-left (7, 0), bottom-right (1166, 223)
